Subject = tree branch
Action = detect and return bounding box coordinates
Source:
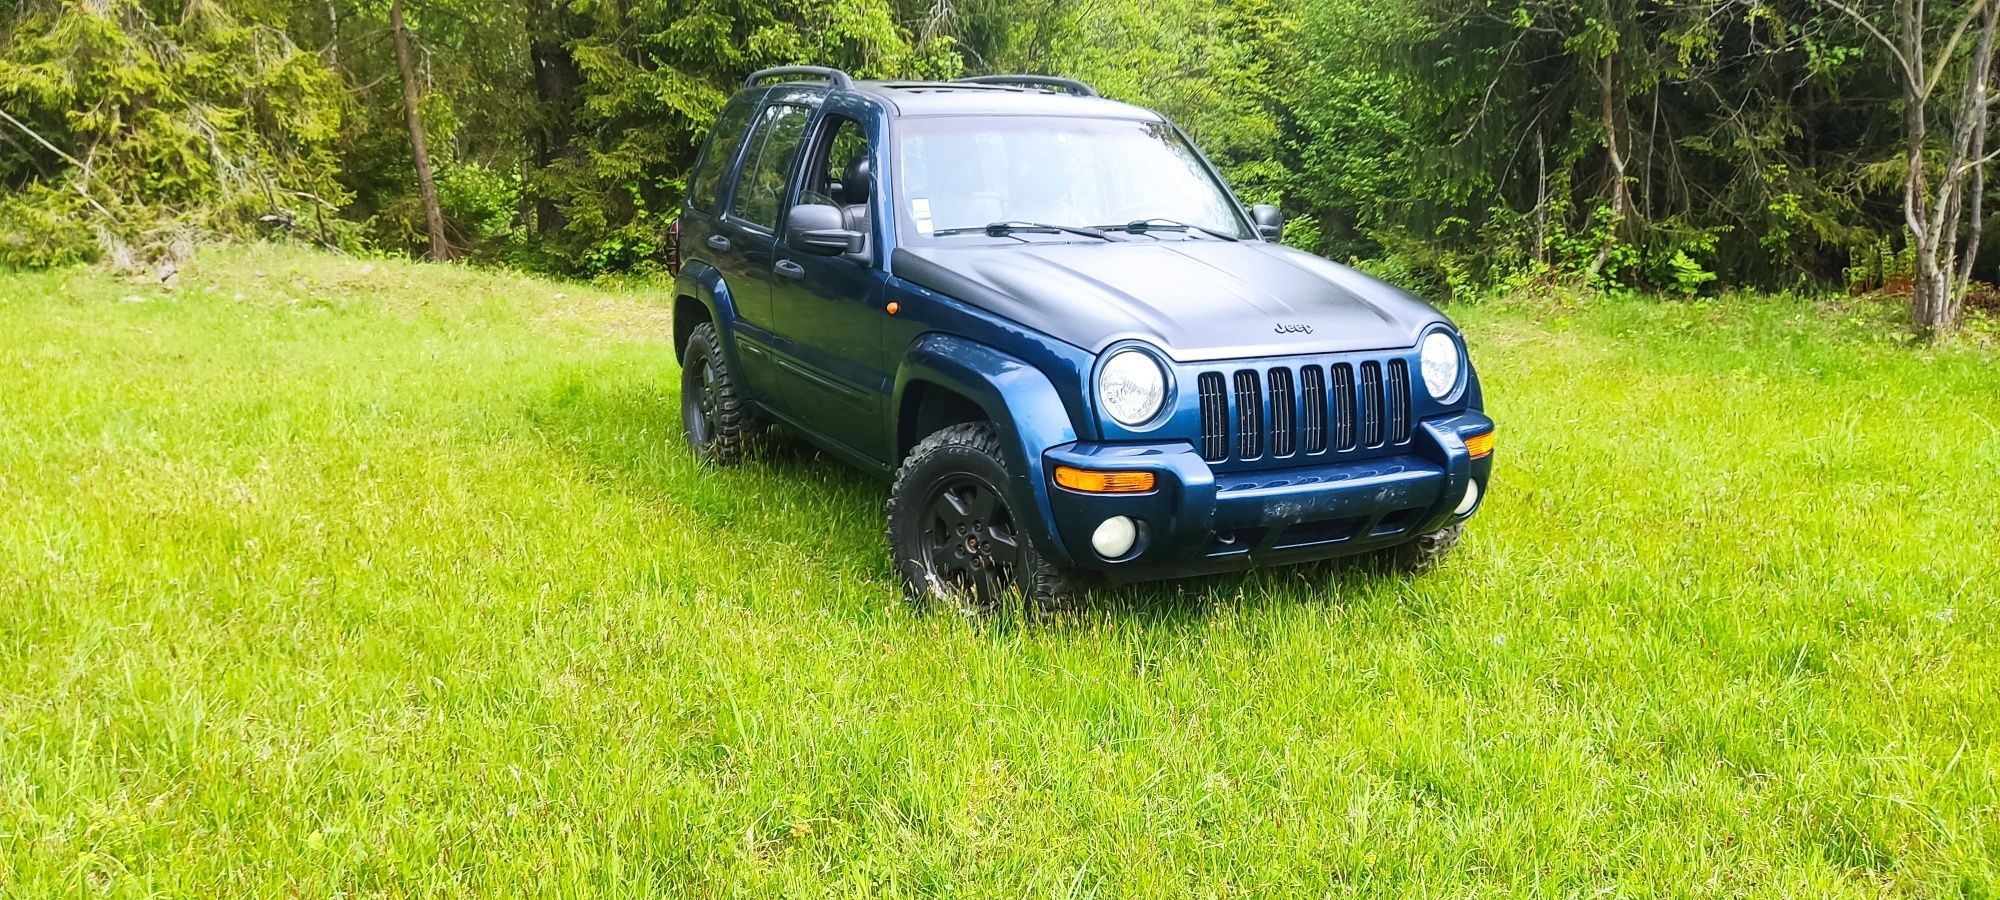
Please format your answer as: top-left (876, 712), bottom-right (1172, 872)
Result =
top-left (0, 105), bottom-right (85, 170)
top-left (1926, 0), bottom-right (1997, 96)
top-left (1820, 0), bottom-right (1922, 89)
top-left (0, 105), bottom-right (122, 221)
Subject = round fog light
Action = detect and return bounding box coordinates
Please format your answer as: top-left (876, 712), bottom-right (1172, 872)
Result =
top-left (1455, 480), bottom-right (1481, 515)
top-left (1091, 516), bottom-right (1138, 559)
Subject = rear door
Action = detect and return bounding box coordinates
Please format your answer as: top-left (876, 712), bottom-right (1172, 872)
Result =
top-left (680, 94), bottom-right (770, 399)
top-left (714, 99), bottom-right (814, 403)
top-left (681, 94), bottom-right (756, 259)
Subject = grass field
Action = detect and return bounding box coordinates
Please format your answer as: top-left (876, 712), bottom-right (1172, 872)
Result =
top-left (2, 245), bottom-right (1997, 897)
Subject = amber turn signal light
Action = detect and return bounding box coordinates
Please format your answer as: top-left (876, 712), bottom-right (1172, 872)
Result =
top-left (1465, 429), bottom-right (1495, 459)
top-left (1054, 466), bottom-right (1156, 493)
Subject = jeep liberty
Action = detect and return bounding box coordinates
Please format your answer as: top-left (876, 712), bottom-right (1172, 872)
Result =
top-left (674, 67), bottom-right (1496, 615)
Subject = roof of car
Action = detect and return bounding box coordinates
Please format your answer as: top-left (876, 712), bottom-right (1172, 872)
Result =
top-left (852, 81), bottom-right (1160, 120)
top-left (739, 78), bottom-right (1158, 121)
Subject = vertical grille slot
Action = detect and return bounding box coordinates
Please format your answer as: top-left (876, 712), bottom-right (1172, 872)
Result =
top-left (1385, 359), bottom-right (1411, 444)
top-left (1268, 368), bottom-right (1296, 457)
top-left (1360, 361), bottom-right (1384, 447)
top-left (1232, 369), bottom-right (1263, 459)
top-left (1197, 372), bottom-right (1228, 462)
top-left (1330, 363), bottom-right (1356, 451)
top-left (1299, 365), bottom-right (1326, 453)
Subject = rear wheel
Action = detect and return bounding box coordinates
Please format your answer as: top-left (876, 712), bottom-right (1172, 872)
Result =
top-left (888, 423), bottom-right (1083, 618)
top-left (679, 322), bottom-right (751, 465)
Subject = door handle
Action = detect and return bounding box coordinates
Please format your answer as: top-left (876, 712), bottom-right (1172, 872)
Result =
top-left (706, 234), bottom-right (732, 252)
top-left (774, 259), bottom-right (806, 279)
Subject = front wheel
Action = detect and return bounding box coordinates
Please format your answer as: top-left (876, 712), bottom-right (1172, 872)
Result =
top-left (887, 422), bottom-right (1083, 618)
top-left (1367, 522), bottom-right (1464, 574)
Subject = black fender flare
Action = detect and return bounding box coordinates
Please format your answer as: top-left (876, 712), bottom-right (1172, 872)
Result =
top-left (894, 333), bottom-right (1082, 565)
top-left (672, 259), bottom-right (748, 373)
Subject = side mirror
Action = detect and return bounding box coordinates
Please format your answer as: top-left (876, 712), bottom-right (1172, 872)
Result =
top-left (786, 203), bottom-right (863, 257)
top-left (1251, 204), bottom-right (1284, 241)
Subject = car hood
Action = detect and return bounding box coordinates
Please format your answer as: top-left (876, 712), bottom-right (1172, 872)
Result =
top-left (892, 239), bottom-right (1446, 361)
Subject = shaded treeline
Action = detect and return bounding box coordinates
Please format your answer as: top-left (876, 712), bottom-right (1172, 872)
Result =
top-left (3, 0), bottom-right (1995, 332)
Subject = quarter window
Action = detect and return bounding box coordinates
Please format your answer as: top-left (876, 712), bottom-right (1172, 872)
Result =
top-left (729, 102), bottom-right (811, 230)
top-left (689, 97), bottom-right (756, 212)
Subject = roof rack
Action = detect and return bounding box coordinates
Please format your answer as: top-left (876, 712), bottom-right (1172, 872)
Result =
top-left (744, 66), bottom-right (854, 92)
top-left (951, 75), bottom-right (1099, 98)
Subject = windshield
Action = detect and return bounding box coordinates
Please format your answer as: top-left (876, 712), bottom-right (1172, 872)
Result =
top-left (893, 116), bottom-right (1252, 241)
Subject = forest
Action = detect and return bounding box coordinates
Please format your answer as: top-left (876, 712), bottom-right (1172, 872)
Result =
top-left (5, 0), bottom-right (2000, 335)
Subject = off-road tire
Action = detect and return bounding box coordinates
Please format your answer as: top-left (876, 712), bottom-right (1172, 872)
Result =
top-left (888, 422), bottom-right (1085, 618)
top-left (680, 322), bottom-right (751, 465)
top-left (1372, 522), bottom-right (1465, 574)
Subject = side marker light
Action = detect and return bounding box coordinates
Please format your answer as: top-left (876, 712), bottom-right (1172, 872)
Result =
top-left (1465, 430), bottom-right (1495, 459)
top-left (1054, 466), bottom-right (1156, 493)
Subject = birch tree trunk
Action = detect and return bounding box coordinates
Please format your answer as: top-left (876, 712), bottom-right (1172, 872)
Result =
top-left (1589, 53), bottom-right (1634, 278)
top-left (1833, 0), bottom-right (1998, 336)
top-left (391, 0), bottom-right (450, 261)
top-left (1535, 129), bottom-right (1549, 265)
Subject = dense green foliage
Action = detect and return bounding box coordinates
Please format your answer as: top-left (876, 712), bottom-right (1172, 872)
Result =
top-left (0, 0), bottom-right (347, 267)
top-left (5, 0), bottom-right (1998, 318)
top-left (1370, 0), bottom-right (1926, 298)
top-left (3, 245), bottom-right (1996, 893)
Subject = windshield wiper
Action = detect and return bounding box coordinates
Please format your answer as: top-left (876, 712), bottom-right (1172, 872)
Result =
top-left (933, 221), bottom-right (1114, 241)
top-left (1099, 218), bottom-right (1239, 241)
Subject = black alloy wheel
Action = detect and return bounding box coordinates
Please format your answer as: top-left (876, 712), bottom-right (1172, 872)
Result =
top-left (888, 422), bottom-right (1084, 617)
top-left (915, 472), bottom-right (1027, 609)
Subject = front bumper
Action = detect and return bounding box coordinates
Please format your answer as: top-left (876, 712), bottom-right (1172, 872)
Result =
top-left (1040, 412), bottom-right (1494, 581)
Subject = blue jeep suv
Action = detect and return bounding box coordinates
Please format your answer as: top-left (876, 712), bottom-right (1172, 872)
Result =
top-left (674, 66), bottom-right (1496, 615)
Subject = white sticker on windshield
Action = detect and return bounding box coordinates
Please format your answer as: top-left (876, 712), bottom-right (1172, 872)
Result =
top-left (911, 198), bottom-right (934, 235)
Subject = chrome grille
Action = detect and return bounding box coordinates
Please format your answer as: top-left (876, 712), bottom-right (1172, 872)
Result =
top-left (1331, 363), bottom-right (1356, 451)
top-left (1360, 361), bottom-right (1383, 448)
top-left (1194, 355), bottom-right (1415, 464)
top-left (1268, 367), bottom-right (1296, 457)
top-left (1386, 359), bottom-right (1410, 441)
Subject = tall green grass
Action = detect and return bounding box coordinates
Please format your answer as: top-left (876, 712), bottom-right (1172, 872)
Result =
top-left (2, 246), bottom-right (1995, 896)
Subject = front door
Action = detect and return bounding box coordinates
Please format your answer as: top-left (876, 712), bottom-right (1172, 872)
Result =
top-left (768, 112), bottom-right (890, 461)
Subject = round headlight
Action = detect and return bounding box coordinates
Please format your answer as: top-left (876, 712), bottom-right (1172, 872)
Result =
top-left (1098, 349), bottom-right (1167, 426)
top-left (1420, 331), bottom-right (1462, 400)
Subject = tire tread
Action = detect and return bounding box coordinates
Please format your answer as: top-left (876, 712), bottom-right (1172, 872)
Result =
top-left (681, 322), bottom-right (752, 465)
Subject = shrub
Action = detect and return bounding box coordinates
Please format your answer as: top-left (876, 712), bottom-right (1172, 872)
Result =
top-left (0, 188), bottom-right (97, 269)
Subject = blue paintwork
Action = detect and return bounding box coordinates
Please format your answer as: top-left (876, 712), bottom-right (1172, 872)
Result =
top-left (893, 334), bottom-right (1082, 563)
top-left (673, 77), bottom-right (1496, 581)
top-left (1039, 409), bottom-right (1493, 580)
top-left (674, 258), bottom-right (743, 367)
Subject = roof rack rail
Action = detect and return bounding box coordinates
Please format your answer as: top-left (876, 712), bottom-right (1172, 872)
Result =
top-left (744, 66), bottom-right (854, 92)
top-left (951, 75), bottom-right (1099, 98)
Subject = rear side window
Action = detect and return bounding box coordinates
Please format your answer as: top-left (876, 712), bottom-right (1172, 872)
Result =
top-left (728, 103), bottom-right (812, 230)
top-left (688, 97), bottom-right (757, 212)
